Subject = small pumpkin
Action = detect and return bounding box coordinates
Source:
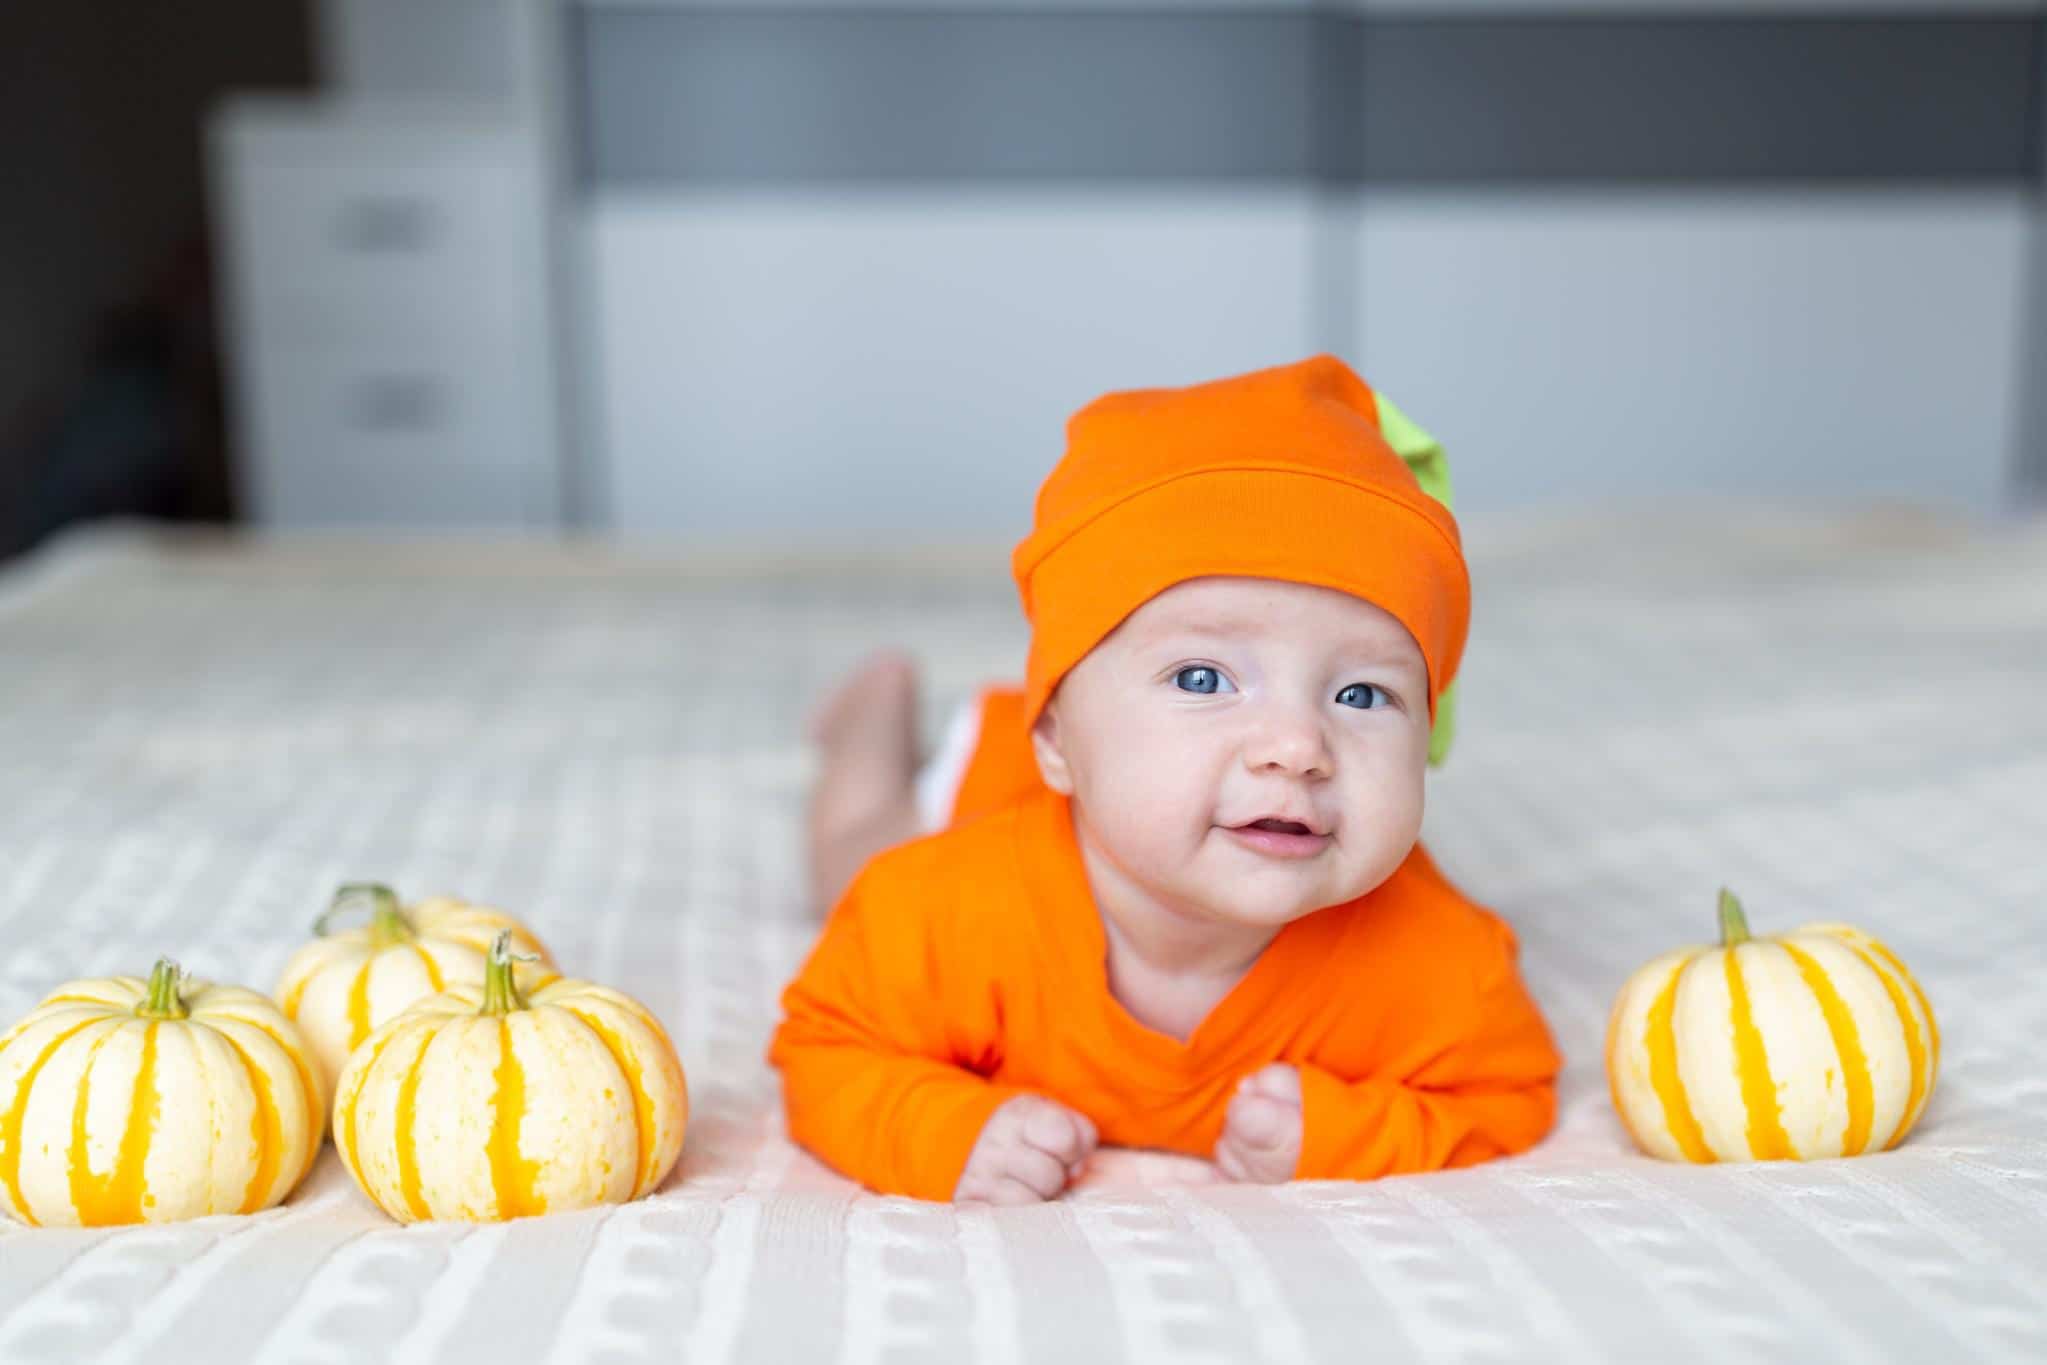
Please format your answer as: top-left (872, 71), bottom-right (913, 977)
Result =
top-left (333, 932), bottom-right (687, 1223)
top-left (276, 883), bottom-right (557, 1094)
top-left (1607, 889), bottom-right (1940, 1162)
top-left (0, 959), bottom-right (323, 1226)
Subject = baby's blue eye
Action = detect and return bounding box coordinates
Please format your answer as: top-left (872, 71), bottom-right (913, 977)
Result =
top-left (1173, 666), bottom-right (1232, 695)
top-left (1335, 683), bottom-right (1386, 710)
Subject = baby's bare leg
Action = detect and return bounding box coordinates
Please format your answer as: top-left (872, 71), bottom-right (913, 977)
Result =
top-left (805, 650), bottom-right (926, 912)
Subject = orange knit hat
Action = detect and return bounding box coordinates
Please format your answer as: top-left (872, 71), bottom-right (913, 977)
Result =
top-left (1011, 355), bottom-right (1469, 765)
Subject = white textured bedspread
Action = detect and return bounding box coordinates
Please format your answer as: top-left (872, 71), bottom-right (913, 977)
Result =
top-left (1, 505), bottom-right (2043, 1363)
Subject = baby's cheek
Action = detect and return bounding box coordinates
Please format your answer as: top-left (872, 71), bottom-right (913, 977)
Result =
top-left (1089, 732), bottom-right (1217, 839)
top-left (1095, 793), bottom-right (1201, 877)
top-left (1341, 768), bottom-right (1425, 880)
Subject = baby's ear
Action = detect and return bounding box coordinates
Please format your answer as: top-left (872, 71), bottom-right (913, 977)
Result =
top-left (1030, 702), bottom-right (1074, 796)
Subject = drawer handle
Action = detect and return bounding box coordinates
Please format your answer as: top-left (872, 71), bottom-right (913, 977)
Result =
top-left (347, 375), bottom-right (445, 432)
top-left (333, 196), bottom-right (436, 253)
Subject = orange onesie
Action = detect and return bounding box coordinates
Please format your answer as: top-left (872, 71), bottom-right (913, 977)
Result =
top-left (769, 687), bottom-right (1561, 1201)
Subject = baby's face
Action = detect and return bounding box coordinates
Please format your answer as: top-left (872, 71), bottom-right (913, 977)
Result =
top-left (1033, 576), bottom-right (1430, 931)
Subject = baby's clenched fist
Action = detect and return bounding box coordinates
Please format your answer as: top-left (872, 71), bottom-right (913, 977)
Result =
top-left (1215, 1063), bottom-right (1303, 1183)
top-left (955, 1095), bottom-right (1098, 1204)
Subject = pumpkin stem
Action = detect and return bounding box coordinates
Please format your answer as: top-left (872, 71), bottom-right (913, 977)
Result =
top-left (1718, 887), bottom-right (1752, 947)
top-left (478, 930), bottom-right (539, 1016)
top-left (137, 958), bottom-right (190, 1020)
top-left (315, 883), bottom-right (412, 947)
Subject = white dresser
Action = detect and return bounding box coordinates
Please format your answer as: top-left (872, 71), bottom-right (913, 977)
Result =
top-left (208, 1), bottom-right (571, 530)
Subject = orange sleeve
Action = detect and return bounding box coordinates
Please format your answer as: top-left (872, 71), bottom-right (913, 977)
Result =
top-left (1294, 916), bottom-right (1559, 1181)
top-left (767, 850), bottom-right (1026, 1201)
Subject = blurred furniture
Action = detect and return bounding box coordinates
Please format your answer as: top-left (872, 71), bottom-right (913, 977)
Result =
top-left (207, 0), bottom-right (571, 529)
top-left (208, 3), bottom-right (2044, 536)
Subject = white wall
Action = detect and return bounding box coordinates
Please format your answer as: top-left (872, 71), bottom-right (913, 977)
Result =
top-left (1349, 190), bottom-right (2031, 521)
top-left (585, 187), bottom-right (2030, 540)
top-left (586, 190), bottom-right (1321, 543)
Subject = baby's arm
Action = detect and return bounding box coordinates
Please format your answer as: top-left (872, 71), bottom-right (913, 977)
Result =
top-left (1217, 917), bottom-right (1559, 1182)
top-left (1298, 916), bottom-right (1557, 1180)
top-left (1215, 1064), bottom-right (1305, 1183)
top-left (770, 856), bottom-right (1087, 1201)
top-left (956, 1095), bottom-right (1098, 1204)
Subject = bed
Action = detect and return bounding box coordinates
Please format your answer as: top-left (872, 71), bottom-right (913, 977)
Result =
top-left (1, 504), bottom-right (2043, 1362)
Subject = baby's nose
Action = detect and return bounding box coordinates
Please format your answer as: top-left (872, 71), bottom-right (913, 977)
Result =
top-left (1243, 709), bottom-right (1333, 777)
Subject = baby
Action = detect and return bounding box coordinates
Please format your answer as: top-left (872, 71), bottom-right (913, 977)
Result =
top-left (772, 356), bottom-right (1560, 1202)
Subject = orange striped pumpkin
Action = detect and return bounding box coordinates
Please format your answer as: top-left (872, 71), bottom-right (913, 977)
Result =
top-left (333, 932), bottom-right (687, 1223)
top-left (1608, 889), bottom-right (1940, 1162)
top-left (0, 959), bottom-right (323, 1226)
top-left (276, 884), bottom-right (556, 1096)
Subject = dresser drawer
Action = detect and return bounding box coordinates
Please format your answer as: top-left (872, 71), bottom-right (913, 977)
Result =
top-left (212, 102), bottom-right (548, 347)
top-left (238, 338), bottom-right (557, 529)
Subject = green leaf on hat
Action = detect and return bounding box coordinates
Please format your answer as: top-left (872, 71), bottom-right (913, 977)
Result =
top-left (1374, 391), bottom-right (1458, 767)
top-left (1427, 678), bottom-right (1459, 768)
top-left (1375, 392), bottom-right (1454, 513)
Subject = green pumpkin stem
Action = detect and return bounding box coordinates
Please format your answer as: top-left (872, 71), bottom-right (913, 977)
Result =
top-left (1718, 887), bottom-right (1752, 947)
top-left (479, 930), bottom-right (538, 1016)
top-left (314, 883), bottom-right (412, 947)
top-left (137, 958), bottom-right (190, 1020)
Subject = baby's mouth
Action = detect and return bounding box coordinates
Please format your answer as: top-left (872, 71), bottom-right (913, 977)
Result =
top-left (1223, 817), bottom-right (1332, 859)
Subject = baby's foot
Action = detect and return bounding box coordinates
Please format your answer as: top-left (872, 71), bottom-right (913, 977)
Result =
top-left (955, 1095), bottom-right (1099, 1205)
top-left (1214, 1063), bottom-right (1303, 1183)
top-left (806, 650), bottom-right (925, 912)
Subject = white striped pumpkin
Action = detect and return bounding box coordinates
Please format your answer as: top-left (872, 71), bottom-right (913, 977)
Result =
top-left (276, 883), bottom-right (557, 1095)
top-left (1607, 889), bottom-right (1940, 1162)
top-left (0, 960), bottom-right (323, 1226)
top-left (333, 932), bottom-right (687, 1223)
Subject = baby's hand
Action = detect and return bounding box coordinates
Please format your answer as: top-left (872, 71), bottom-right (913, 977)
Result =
top-left (1215, 1063), bottom-right (1303, 1184)
top-left (955, 1095), bottom-right (1099, 1205)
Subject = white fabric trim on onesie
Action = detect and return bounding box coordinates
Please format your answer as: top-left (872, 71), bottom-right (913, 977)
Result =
top-left (913, 693), bottom-right (985, 833)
